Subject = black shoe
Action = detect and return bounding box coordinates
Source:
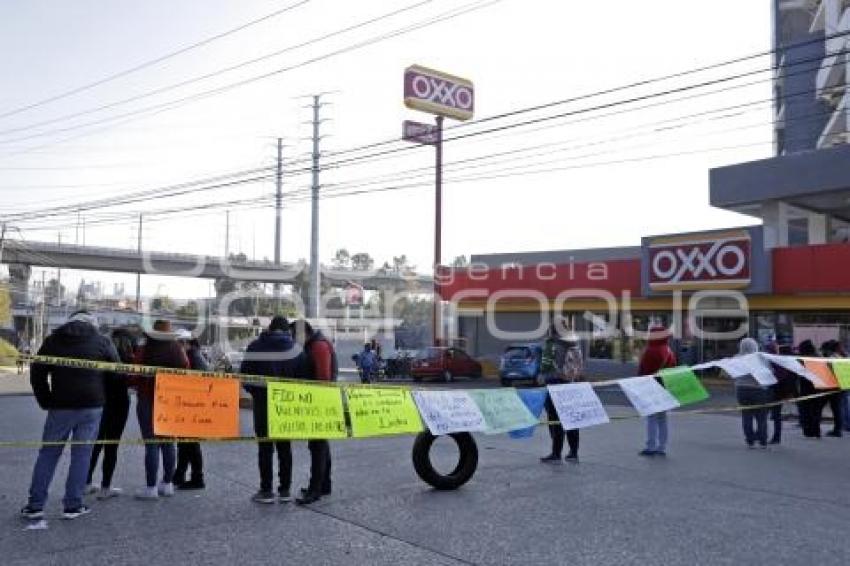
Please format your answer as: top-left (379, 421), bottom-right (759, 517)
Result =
top-left (62, 505), bottom-right (92, 520)
top-left (295, 491), bottom-right (322, 505)
top-left (540, 454), bottom-right (562, 464)
top-left (177, 479), bottom-right (205, 490)
top-left (20, 505), bottom-right (44, 520)
top-left (826, 430), bottom-right (843, 438)
top-left (638, 449), bottom-right (657, 457)
top-left (300, 486), bottom-right (331, 497)
top-left (564, 453), bottom-right (579, 463)
top-left (769, 438), bottom-right (781, 445)
top-left (172, 476), bottom-right (186, 487)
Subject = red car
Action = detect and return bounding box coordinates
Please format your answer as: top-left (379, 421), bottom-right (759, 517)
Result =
top-left (411, 347), bottom-right (483, 382)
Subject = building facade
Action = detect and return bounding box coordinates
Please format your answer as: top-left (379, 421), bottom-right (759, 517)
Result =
top-left (440, 1), bottom-right (850, 371)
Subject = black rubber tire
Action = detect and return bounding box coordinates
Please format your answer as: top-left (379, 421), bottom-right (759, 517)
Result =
top-left (411, 431), bottom-right (478, 490)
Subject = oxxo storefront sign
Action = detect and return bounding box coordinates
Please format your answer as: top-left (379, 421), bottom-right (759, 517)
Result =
top-left (641, 227), bottom-right (771, 294)
top-left (404, 65), bottom-right (474, 121)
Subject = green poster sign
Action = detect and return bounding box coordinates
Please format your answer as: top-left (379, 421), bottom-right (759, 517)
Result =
top-left (659, 367), bottom-right (710, 406)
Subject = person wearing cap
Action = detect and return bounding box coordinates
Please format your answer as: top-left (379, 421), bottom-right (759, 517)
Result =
top-left (638, 325), bottom-right (677, 457)
top-left (133, 319), bottom-right (190, 500)
top-left (240, 316), bottom-right (306, 504)
top-left (21, 311), bottom-right (121, 521)
top-left (173, 330), bottom-right (210, 490)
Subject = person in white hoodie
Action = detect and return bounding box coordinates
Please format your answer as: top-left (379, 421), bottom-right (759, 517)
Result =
top-left (734, 338), bottom-right (770, 448)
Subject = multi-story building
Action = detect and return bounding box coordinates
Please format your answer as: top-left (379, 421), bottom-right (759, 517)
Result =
top-left (441, 1), bottom-right (850, 375)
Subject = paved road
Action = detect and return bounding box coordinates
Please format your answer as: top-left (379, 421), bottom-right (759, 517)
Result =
top-left (1, 393), bottom-right (848, 565)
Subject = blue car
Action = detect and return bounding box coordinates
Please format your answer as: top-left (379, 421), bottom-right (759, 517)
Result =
top-left (499, 344), bottom-right (543, 387)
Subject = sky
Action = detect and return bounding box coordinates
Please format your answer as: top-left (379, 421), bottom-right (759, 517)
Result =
top-left (0, 0), bottom-right (773, 300)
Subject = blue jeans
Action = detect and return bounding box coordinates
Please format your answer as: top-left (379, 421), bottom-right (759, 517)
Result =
top-left (645, 412), bottom-right (668, 452)
top-left (737, 387), bottom-right (770, 446)
top-left (136, 396), bottom-right (175, 487)
top-left (28, 408), bottom-right (103, 511)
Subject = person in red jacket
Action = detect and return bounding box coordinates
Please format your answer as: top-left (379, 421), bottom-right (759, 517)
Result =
top-left (291, 320), bottom-right (337, 505)
top-left (638, 325), bottom-right (677, 457)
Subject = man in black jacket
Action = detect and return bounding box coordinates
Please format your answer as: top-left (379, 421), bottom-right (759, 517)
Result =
top-left (20, 311), bottom-right (120, 521)
top-left (240, 316), bottom-right (306, 504)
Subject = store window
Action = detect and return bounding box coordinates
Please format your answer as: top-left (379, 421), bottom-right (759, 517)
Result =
top-left (787, 217), bottom-right (809, 247)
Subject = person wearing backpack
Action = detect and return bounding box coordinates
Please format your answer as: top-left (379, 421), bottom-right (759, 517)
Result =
top-left (292, 320), bottom-right (337, 505)
top-left (540, 327), bottom-right (581, 464)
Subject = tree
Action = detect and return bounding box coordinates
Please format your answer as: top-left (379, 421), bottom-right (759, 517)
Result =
top-left (44, 278), bottom-right (65, 305)
top-left (176, 300), bottom-right (199, 318)
top-left (332, 248), bottom-right (351, 270)
top-left (392, 254), bottom-right (416, 274)
top-left (451, 255), bottom-right (469, 267)
top-left (351, 252), bottom-right (374, 272)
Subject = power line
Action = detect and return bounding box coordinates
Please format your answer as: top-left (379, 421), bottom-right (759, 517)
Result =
top-left (0, 0), bottom-right (312, 121)
top-left (0, 0), bottom-right (500, 145)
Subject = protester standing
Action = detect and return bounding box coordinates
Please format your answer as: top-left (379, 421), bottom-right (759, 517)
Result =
top-left (358, 343), bottom-right (376, 383)
top-left (796, 340), bottom-right (822, 438)
top-left (85, 328), bottom-right (135, 499)
top-left (540, 328), bottom-right (582, 464)
top-left (133, 320), bottom-right (190, 500)
top-left (292, 320), bottom-right (338, 504)
top-left (766, 344), bottom-right (798, 445)
top-left (733, 338), bottom-right (771, 448)
top-left (638, 326), bottom-right (677, 457)
top-left (241, 316), bottom-right (306, 504)
top-left (21, 311), bottom-right (120, 520)
top-left (173, 333), bottom-right (210, 490)
top-left (820, 340), bottom-right (845, 437)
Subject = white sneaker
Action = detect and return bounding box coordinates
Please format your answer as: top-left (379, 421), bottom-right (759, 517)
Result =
top-left (158, 482), bottom-right (175, 497)
top-left (84, 484), bottom-right (98, 495)
top-left (134, 486), bottom-right (158, 500)
top-left (97, 487), bottom-right (122, 500)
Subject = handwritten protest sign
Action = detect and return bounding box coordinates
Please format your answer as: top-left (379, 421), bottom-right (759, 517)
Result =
top-left (831, 361), bottom-right (850, 390)
top-left (412, 390), bottom-right (486, 435)
top-left (468, 389), bottom-right (539, 434)
top-left (509, 388), bottom-right (547, 439)
top-left (803, 360), bottom-right (840, 389)
top-left (154, 373), bottom-right (240, 438)
top-left (659, 367), bottom-right (709, 406)
top-left (267, 382), bottom-right (347, 439)
top-left (714, 354), bottom-right (777, 385)
top-left (547, 383), bottom-right (609, 430)
top-left (617, 375), bottom-right (680, 417)
top-left (346, 388), bottom-right (423, 437)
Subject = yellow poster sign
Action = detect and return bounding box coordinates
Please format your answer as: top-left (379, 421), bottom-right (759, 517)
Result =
top-left (346, 388), bottom-right (423, 438)
top-left (267, 382), bottom-right (347, 439)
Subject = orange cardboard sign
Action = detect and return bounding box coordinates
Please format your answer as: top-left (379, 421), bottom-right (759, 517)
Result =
top-left (153, 372), bottom-right (240, 438)
top-left (802, 360), bottom-right (840, 390)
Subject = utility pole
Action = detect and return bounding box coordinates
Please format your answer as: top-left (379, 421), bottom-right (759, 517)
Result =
top-left (433, 115), bottom-right (444, 345)
top-left (308, 95), bottom-right (322, 319)
top-left (274, 137), bottom-right (283, 308)
top-left (225, 210), bottom-right (230, 258)
top-left (136, 214), bottom-right (142, 310)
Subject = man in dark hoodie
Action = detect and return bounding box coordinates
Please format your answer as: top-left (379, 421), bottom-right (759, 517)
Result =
top-left (21, 311), bottom-right (120, 521)
top-left (638, 326), bottom-right (677, 457)
top-left (241, 316), bottom-right (306, 504)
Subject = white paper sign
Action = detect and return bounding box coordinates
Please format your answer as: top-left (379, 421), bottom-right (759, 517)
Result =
top-left (412, 390), bottom-right (487, 435)
top-left (547, 383), bottom-right (609, 430)
top-left (617, 376), bottom-right (681, 417)
top-left (713, 353), bottom-right (778, 386)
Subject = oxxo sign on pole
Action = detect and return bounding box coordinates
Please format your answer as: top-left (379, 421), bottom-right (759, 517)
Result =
top-left (402, 64), bottom-right (474, 345)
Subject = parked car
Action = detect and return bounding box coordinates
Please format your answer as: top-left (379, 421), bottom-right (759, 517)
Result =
top-left (498, 344), bottom-right (543, 387)
top-left (411, 347), bottom-right (483, 382)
